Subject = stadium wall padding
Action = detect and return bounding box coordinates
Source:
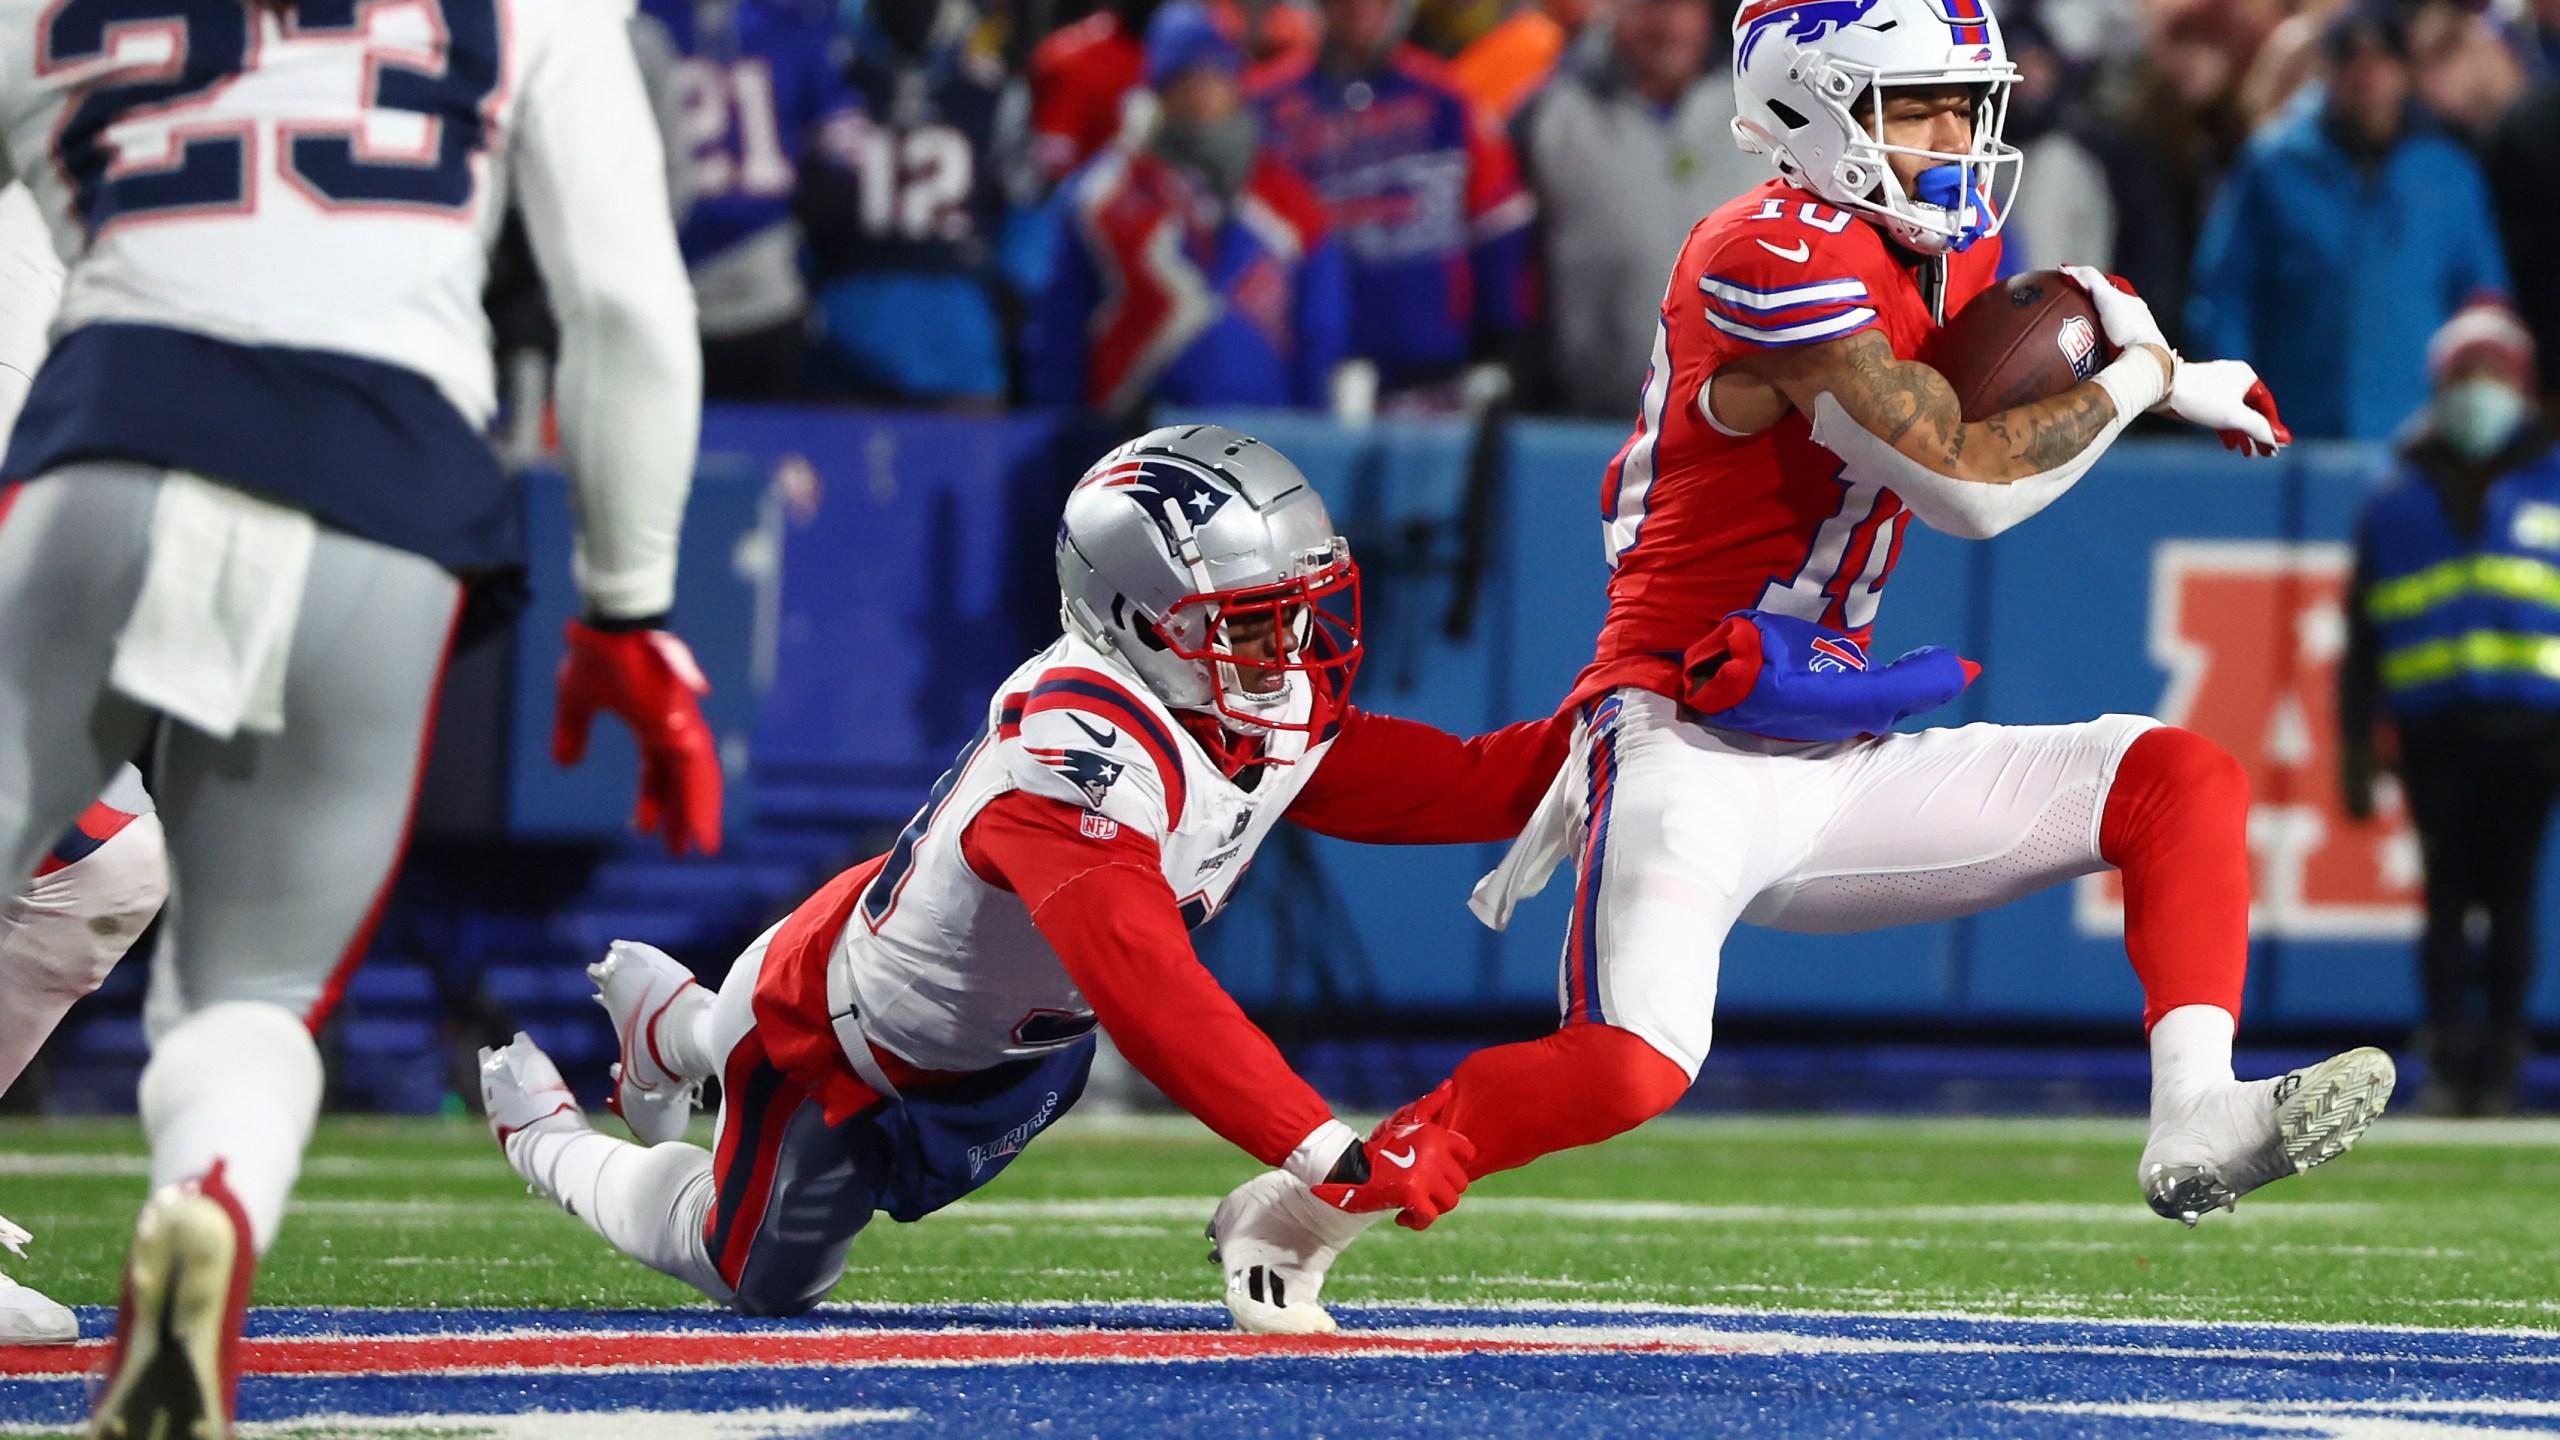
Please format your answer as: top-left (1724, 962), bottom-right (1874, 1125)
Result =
top-left (504, 407), bottom-right (2525, 1032)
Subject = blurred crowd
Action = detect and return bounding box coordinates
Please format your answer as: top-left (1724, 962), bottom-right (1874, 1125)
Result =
top-left (605, 0), bottom-right (2560, 436)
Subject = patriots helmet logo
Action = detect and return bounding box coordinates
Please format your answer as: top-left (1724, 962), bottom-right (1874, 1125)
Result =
top-left (1735, 0), bottom-right (1882, 65)
top-left (1055, 748), bottom-right (1126, 809)
top-left (1084, 459), bottom-right (1236, 566)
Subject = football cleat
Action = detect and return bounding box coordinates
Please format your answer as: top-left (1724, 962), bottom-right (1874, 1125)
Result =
top-left (477, 1032), bottom-right (590, 1177)
top-left (589, 940), bottom-right (705, 1146)
top-left (0, 1214), bottom-right (76, 1345)
top-left (2140, 1047), bottom-right (2396, 1227)
top-left (1207, 1170), bottom-right (1381, 1335)
top-left (87, 1164), bottom-right (254, 1440)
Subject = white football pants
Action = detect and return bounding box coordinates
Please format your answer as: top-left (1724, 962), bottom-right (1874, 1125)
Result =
top-left (1547, 688), bottom-right (2158, 1076)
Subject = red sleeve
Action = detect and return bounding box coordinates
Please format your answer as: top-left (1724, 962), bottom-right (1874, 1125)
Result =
top-left (962, 789), bottom-right (1334, 1166)
top-left (1286, 707), bottom-right (1570, 844)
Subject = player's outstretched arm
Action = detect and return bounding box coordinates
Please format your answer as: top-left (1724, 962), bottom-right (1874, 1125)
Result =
top-left (966, 790), bottom-right (1474, 1226)
top-left (1286, 709), bottom-right (1571, 845)
top-left (513, 0), bottom-right (702, 622)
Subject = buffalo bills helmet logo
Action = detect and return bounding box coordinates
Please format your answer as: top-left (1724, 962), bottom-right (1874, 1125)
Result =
top-left (1807, 635), bottom-right (1870, 673)
top-left (1735, 0), bottom-right (1882, 65)
top-left (1085, 460), bottom-right (1236, 567)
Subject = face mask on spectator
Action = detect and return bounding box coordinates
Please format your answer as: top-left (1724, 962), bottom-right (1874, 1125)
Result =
top-left (2433, 377), bottom-right (2530, 462)
top-left (1156, 112), bottom-right (1260, 197)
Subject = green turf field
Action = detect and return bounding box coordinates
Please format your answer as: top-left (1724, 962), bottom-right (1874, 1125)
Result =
top-left (4, 1112), bottom-right (2557, 1330)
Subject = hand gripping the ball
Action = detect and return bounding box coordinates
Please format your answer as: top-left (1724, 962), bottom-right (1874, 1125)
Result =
top-left (553, 619), bottom-right (725, 855)
top-left (2056, 265), bottom-right (2174, 415)
top-left (1309, 1112), bottom-right (1476, 1231)
top-left (2166, 359), bottom-right (2291, 457)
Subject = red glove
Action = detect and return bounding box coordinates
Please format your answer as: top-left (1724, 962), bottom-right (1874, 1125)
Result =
top-left (552, 620), bottom-right (723, 855)
top-left (1309, 1110), bottom-right (1477, 1231)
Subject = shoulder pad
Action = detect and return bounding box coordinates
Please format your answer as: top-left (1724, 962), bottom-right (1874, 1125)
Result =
top-left (1691, 195), bottom-right (1885, 350)
top-left (1005, 667), bottom-right (1190, 834)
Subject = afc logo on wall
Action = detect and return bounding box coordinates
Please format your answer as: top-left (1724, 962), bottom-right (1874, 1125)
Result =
top-left (2073, 542), bottom-right (2423, 940)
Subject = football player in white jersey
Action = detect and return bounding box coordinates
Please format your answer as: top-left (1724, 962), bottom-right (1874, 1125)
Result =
top-left (0, 1), bottom-right (716, 1430)
top-left (479, 425), bottom-right (1568, 1323)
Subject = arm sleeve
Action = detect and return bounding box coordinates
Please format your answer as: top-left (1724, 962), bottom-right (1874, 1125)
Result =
top-left (964, 789), bottom-right (1337, 1165)
top-left (513, 0), bottom-right (703, 621)
top-left (1287, 707), bottom-right (1570, 844)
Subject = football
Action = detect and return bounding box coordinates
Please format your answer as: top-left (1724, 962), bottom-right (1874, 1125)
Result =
top-left (1928, 270), bottom-right (2117, 422)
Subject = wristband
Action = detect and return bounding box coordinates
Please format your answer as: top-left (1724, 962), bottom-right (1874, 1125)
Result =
top-left (1285, 1118), bottom-right (1364, 1188)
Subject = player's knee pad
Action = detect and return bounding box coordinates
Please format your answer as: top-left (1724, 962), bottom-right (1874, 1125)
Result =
top-left (2102, 726), bottom-right (2248, 861)
top-left (4, 812), bottom-right (168, 993)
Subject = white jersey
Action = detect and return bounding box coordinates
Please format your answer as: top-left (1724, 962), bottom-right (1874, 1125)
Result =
top-left (836, 635), bottom-right (1340, 1074)
top-left (0, 182), bottom-right (60, 437)
top-left (0, 0), bottom-right (698, 614)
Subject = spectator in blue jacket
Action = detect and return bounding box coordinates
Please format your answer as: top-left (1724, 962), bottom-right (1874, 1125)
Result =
top-left (1028, 3), bottom-right (1352, 418)
top-left (2340, 305), bottom-right (2556, 1114)
top-left (2186, 2), bottom-right (2512, 441)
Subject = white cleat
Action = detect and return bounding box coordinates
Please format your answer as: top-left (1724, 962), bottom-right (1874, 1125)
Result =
top-left (588, 940), bottom-right (705, 1146)
top-left (477, 1032), bottom-right (590, 1181)
top-left (2140, 1047), bottom-right (2397, 1226)
top-left (0, 1214), bottom-right (76, 1344)
top-left (87, 1167), bottom-right (253, 1440)
top-left (1207, 1171), bottom-right (1381, 1335)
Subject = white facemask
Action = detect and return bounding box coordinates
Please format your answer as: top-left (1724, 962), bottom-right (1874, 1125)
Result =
top-left (2433, 377), bottom-right (2531, 462)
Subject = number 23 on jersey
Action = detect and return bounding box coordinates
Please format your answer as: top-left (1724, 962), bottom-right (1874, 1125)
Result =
top-left (40, 0), bottom-right (500, 236)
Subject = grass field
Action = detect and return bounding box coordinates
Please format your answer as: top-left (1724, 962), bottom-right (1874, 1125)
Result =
top-left (6, 1110), bottom-right (2559, 1330)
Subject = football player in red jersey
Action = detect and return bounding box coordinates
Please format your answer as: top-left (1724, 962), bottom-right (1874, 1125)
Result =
top-left (1206, 0), bottom-right (2393, 1335)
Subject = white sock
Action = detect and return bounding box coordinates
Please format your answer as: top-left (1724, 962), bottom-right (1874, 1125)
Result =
top-left (138, 1001), bottom-right (321, 1254)
top-left (658, 985), bottom-right (718, 1081)
top-left (511, 1123), bottom-right (729, 1303)
top-left (2149, 1004), bottom-right (2239, 1107)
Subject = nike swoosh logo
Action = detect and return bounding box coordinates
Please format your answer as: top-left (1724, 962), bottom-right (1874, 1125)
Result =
top-left (1381, 1147), bottom-right (1417, 1169)
top-left (1066, 714), bottom-right (1118, 746)
top-left (1757, 239), bottom-right (1811, 263)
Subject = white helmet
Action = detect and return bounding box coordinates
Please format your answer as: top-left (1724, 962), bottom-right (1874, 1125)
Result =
top-left (1729, 0), bottom-right (2022, 255)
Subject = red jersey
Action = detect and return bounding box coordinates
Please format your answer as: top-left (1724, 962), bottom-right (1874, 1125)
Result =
top-left (1569, 180), bottom-right (2002, 709)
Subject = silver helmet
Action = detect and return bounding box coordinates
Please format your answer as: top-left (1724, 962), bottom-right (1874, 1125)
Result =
top-left (1056, 424), bottom-right (1361, 735)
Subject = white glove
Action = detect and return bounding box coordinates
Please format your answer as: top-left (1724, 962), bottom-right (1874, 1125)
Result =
top-left (2057, 264), bottom-right (2174, 415)
top-left (2165, 358), bottom-right (2291, 457)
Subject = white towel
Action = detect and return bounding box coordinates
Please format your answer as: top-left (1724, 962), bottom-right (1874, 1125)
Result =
top-left (1468, 758), bottom-right (1580, 932)
top-left (109, 473), bottom-right (315, 741)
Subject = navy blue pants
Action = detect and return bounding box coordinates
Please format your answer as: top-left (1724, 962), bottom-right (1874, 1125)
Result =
top-left (703, 1029), bottom-right (1094, 1316)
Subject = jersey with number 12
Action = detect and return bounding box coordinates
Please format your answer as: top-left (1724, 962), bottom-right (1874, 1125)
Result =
top-left (1569, 179), bottom-right (2001, 709)
top-left (0, 0), bottom-right (627, 426)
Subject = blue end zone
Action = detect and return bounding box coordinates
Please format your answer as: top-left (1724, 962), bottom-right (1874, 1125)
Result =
top-left (9, 1304), bottom-right (2558, 1436)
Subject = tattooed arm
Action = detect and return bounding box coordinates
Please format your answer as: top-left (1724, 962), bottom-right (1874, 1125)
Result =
top-left (1723, 329), bottom-right (2175, 486)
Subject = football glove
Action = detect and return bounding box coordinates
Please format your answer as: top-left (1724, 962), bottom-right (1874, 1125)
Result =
top-left (1308, 1112), bottom-right (1475, 1231)
top-left (2165, 358), bottom-right (2291, 457)
top-left (1682, 611), bottom-right (1979, 742)
top-left (2057, 265), bottom-right (2174, 412)
top-left (553, 620), bottom-right (724, 856)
